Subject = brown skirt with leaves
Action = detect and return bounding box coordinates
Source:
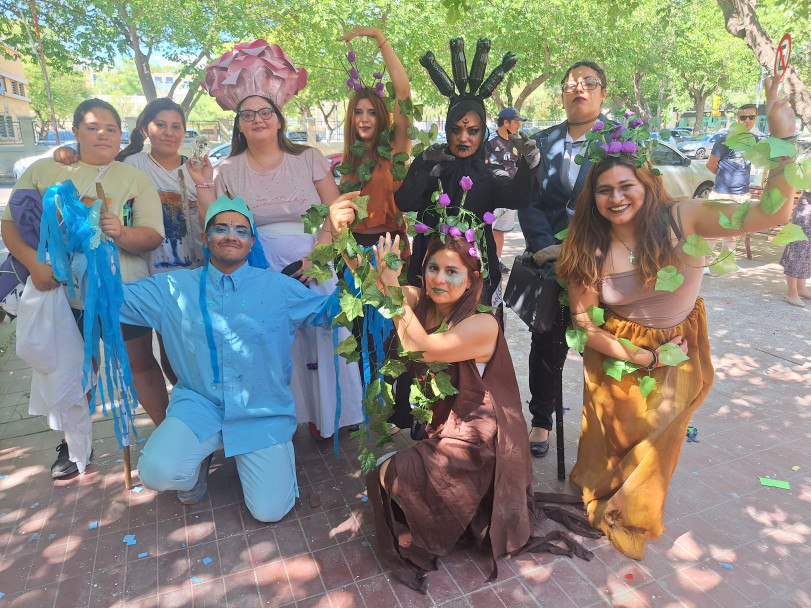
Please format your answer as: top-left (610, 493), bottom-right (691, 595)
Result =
top-left (569, 298), bottom-right (715, 559)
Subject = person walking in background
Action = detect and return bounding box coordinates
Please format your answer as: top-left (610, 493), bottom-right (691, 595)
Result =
top-left (704, 103), bottom-right (766, 272)
top-left (517, 61), bottom-right (609, 457)
top-left (485, 107), bottom-right (526, 274)
top-left (781, 189), bottom-right (811, 307)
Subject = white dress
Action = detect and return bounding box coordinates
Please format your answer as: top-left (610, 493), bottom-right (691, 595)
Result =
top-left (215, 149), bottom-right (364, 437)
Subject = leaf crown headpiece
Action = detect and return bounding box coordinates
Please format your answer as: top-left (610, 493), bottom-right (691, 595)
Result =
top-left (578, 110), bottom-right (653, 169)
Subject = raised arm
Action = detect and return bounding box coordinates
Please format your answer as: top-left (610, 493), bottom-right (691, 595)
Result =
top-left (679, 76), bottom-right (797, 238)
top-left (340, 26), bottom-right (412, 157)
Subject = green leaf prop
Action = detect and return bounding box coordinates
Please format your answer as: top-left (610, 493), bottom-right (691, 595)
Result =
top-left (566, 326), bottom-right (589, 353)
top-left (360, 284), bottom-right (386, 307)
top-left (476, 304), bottom-right (496, 313)
top-left (683, 234), bottom-right (714, 257)
top-left (617, 337), bottom-right (640, 355)
top-left (359, 449), bottom-right (376, 474)
top-left (379, 358), bottom-right (407, 379)
top-left (718, 201), bottom-right (749, 230)
top-left (558, 290), bottom-right (569, 306)
top-left (659, 343), bottom-right (689, 366)
top-left (638, 375), bottom-right (656, 398)
top-left (603, 357), bottom-right (640, 381)
top-left (309, 244), bottom-right (335, 265)
top-left (785, 157), bottom-right (811, 190)
top-left (338, 291), bottom-right (363, 322)
top-left (334, 334), bottom-right (360, 363)
top-left (383, 252), bottom-right (404, 271)
top-left (431, 371), bottom-right (459, 399)
top-left (760, 189), bottom-right (787, 215)
top-left (772, 223), bottom-right (808, 246)
top-left (763, 137), bottom-right (798, 159)
top-left (301, 204), bottom-right (329, 234)
top-left (707, 249), bottom-right (738, 275)
top-left (348, 140), bottom-right (367, 158)
top-left (587, 305), bottom-right (605, 326)
top-left (304, 264), bottom-right (334, 284)
top-left (554, 228), bottom-right (569, 241)
top-left (435, 318), bottom-right (450, 334)
top-left (655, 266), bottom-right (684, 292)
top-left (723, 123), bottom-right (756, 151)
top-left (353, 195), bottom-right (370, 223)
top-left (743, 140), bottom-right (779, 169)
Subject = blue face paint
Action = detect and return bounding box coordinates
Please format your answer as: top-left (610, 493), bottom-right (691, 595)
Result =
top-left (206, 222), bottom-right (252, 240)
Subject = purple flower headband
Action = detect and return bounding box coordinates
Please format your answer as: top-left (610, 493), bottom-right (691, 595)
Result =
top-left (410, 176), bottom-right (496, 276)
top-left (579, 109), bottom-right (653, 169)
top-left (344, 50), bottom-right (386, 97)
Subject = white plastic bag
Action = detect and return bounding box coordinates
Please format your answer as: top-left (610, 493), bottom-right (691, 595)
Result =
top-left (16, 279), bottom-right (92, 471)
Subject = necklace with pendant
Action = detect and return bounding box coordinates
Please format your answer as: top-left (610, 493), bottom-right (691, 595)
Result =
top-left (614, 234), bottom-right (637, 265)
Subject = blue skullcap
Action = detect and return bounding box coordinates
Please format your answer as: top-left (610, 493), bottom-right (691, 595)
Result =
top-left (204, 195), bottom-right (255, 230)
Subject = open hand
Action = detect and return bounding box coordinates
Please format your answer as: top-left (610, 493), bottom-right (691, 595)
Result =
top-left (509, 131), bottom-right (540, 168)
top-left (765, 76), bottom-right (796, 139)
top-left (372, 232), bottom-right (403, 287)
top-left (338, 26), bottom-right (383, 44)
top-left (422, 143), bottom-right (455, 163)
top-left (186, 154), bottom-right (214, 184)
top-left (53, 146), bottom-right (80, 166)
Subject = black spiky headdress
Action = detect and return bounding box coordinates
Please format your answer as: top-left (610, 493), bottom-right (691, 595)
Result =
top-left (419, 38), bottom-right (517, 114)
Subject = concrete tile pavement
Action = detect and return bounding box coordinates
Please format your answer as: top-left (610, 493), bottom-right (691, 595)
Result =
top-left (0, 229), bottom-right (808, 607)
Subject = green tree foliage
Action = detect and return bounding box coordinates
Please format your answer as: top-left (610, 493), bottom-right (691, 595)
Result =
top-left (25, 60), bottom-right (91, 123)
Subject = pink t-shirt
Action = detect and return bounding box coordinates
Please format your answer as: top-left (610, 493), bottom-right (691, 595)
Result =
top-left (214, 148), bottom-right (330, 227)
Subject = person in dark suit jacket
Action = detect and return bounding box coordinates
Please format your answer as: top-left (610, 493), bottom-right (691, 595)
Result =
top-left (517, 61), bottom-right (608, 456)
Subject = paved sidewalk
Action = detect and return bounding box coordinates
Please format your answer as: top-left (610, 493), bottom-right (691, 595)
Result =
top-left (0, 232), bottom-right (808, 608)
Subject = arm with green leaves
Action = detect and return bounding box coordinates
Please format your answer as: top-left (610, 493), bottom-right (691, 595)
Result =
top-left (373, 234), bottom-right (498, 364)
top-left (678, 76), bottom-right (796, 239)
top-left (567, 282), bottom-right (688, 369)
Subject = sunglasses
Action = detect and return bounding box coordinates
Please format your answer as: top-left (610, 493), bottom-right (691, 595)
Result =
top-left (738, 115), bottom-right (757, 121)
top-left (206, 223), bottom-right (252, 239)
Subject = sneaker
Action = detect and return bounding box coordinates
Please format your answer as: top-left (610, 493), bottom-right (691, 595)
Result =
top-left (51, 440), bottom-right (78, 478)
top-left (177, 453), bottom-right (213, 505)
top-left (498, 261), bottom-right (511, 275)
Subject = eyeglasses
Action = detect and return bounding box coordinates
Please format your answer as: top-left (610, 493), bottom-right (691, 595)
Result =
top-left (206, 222), bottom-right (252, 240)
top-left (237, 108), bottom-right (275, 122)
top-left (738, 115), bottom-right (757, 121)
top-left (562, 77), bottom-right (603, 93)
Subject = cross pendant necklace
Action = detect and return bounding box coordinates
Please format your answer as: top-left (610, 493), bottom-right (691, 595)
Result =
top-left (614, 234), bottom-right (637, 265)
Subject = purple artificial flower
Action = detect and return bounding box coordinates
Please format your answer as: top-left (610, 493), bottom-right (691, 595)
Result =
top-left (468, 247), bottom-right (479, 258)
top-left (459, 176), bottom-right (473, 191)
top-left (346, 78), bottom-right (354, 88)
top-left (374, 80), bottom-right (385, 90)
top-left (438, 193), bottom-right (451, 207)
top-left (620, 140), bottom-right (638, 154)
top-left (607, 141), bottom-right (623, 154)
top-left (349, 68), bottom-right (360, 79)
top-left (624, 109), bottom-right (636, 118)
top-left (414, 223), bottom-right (430, 234)
top-left (465, 228), bottom-right (476, 242)
top-left (347, 51), bottom-right (356, 63)
top-left (440, 224), bottom-right (450, 234)
top-left (375, 88), bottom-right (385, 98)
top-left (599, 144), bottom-right (610, 153)
top-left (629, 117), bottom-right (644, 128)
top-left (592, 120), bottom-right (605, 131)
top-left (449, 226), bottom-right (462, 237)
top-left (611, 125), bottom-right (626, 140)
top-left (483, 211), bottom-right (496, 224)
top-left (373, 72), bottom-right (383, 79)
top-left (353, 82), bottom-right (363, 92)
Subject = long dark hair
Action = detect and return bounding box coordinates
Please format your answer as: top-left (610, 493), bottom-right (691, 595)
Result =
top-left (229, 96), bottom-right (308, 157)
top-left (341, 88), bottom-right (390, 176)
top-left (117, 97), bottom-right (186, 161)
top-left (412, 235), bottom-right (484, 328)
top-left (557, 156), bottom-right (679, 290)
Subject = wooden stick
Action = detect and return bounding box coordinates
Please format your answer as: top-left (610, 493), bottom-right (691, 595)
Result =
top-left (123, 445), bottom-right (133, 489)
top-left (95, 183), bottom-right (109, 215)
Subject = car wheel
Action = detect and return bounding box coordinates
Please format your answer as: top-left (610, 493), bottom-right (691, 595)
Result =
top-left (694, 148), bottom-right (706, 159)
top-left (694, 182), bottom-right (713, 199)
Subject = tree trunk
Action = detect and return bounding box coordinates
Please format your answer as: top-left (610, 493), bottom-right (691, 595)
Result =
top-left (717, 0), bottom-right (811, 126)
top-left (115, 3), bottom-right (157, 101)
top-left (689, 86), bottom-right (714, 134)
top-left (632, 71), bottom-right (652, 123)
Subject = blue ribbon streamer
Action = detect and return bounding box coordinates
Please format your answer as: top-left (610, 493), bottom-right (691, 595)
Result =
top-left (38, 180), bottom-right (138, 448)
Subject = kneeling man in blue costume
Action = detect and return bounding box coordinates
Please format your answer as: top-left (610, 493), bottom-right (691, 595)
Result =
top-left (120, 196), bottom-right (341, 521)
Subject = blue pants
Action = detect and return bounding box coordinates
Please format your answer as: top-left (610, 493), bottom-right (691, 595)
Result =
top-left (138, 417), bottom-right (298, 522)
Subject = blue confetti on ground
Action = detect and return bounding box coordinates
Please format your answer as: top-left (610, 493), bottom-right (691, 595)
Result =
top-left (0, 474), bottom-right (7, 478)
top-left (48, 534), bottom-right (56, 541)
top-left (132, 487), bottom-right (143, 493)
top-left (89, 521), bottom-right (98, 530)
top-left (28, 533), bottom-right (40, 542)
top-left (191, 577), bottom-right (202, 583)
top-left (123, 534), bottom-right (136, 545)
top-left (361, 496), bottom-right (368, 502)
top-left (182, 543), bottom-right (187, 548)
top-left (137, 438), bottom-right (147, 444)
top-left (0, 592), bottom-right (4, 599)
top-left (719, 563), bottom-right (734, 570)
top-left (138, 552), bottom-right (148, 558)
top-left (30, 503), bottom-right (39, 509)
top-left (730, 492), bottom-right (740, 498)
top-left (202, 557), bottom-right (212, 565)
top-left (686, 426), bottom-right (699, 443)
top-left (116, 459), bottom-right (124, 463)
top-left (0, 514), bottom-right (5, 520)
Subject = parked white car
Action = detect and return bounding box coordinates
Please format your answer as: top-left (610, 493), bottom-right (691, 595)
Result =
top-left (651, 140), bottom-right (715, 200)
top-left (13, 141), bottom-right (78, 180)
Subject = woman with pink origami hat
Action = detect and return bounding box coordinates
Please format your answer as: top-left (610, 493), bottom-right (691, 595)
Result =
top-left (194, 40), bottom-right (364, 440)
